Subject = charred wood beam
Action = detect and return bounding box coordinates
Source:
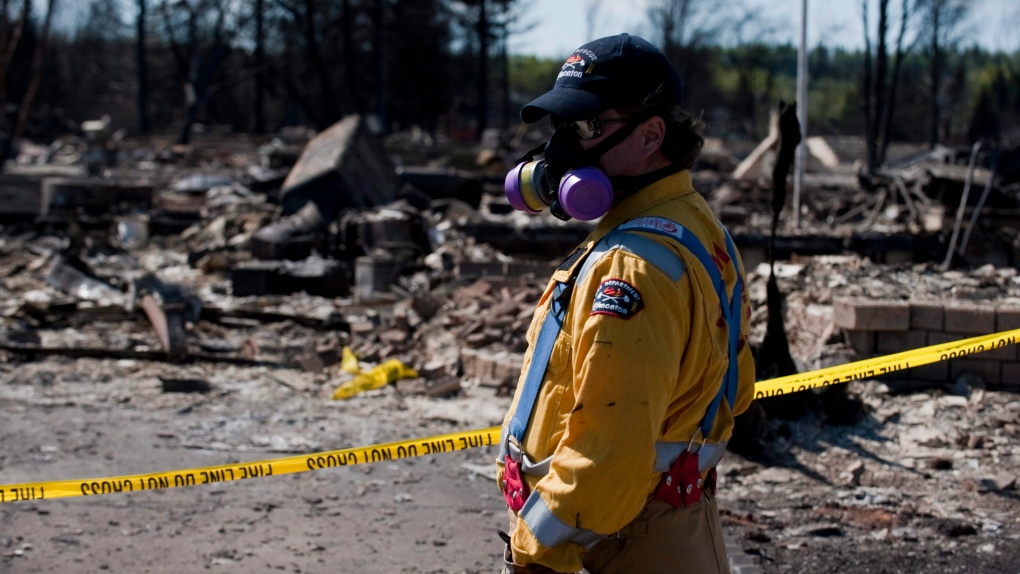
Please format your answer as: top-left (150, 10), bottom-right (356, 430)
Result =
top-left (16, 303), bottom-right (134, 327)
top-left (734, 231), bottom-right (945, 262)
top-left (0, 343), bottom-right (298, 369)
top-left (200, 305), bottom-right (349, 331)
top-left (18, 299), bottom-right (347, 332)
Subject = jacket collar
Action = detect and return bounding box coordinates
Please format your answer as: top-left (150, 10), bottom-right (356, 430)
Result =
top-left (550, 170), bottom-right (697, 283)
top-left (591, 170), bottom-right (696, 244)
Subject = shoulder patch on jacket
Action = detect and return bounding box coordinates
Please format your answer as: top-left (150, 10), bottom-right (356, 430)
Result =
top-left (591, 278), bottom-right (644, 319)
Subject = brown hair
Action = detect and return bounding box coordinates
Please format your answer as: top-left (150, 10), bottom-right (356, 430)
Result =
top-left (617, 86), bottom-right (707, 170)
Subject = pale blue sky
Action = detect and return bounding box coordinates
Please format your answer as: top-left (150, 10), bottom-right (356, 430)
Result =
top-left (509, 0), bottom-right (1018, 58)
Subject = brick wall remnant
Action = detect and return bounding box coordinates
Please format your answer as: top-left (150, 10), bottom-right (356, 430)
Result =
top-left (833, 298), bottom-right (910, 331)
top-left (835, 297), bottom-right (1020, 392)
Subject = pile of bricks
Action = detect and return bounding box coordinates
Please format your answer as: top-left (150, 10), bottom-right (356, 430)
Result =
top-left (834, 298), bottom-right (1020, 392)
top-left (457, 259), bottom-right (558, 280)
top-left (460, 347), bottom-right (524, 392)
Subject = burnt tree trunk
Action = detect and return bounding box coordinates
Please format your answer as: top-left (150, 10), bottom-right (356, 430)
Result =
top-left (176, 41), bottom-right (229, 146)
top-left (500, 15), bottom-right (510, 129)
top-left (136, 0), bottom-right (151, 135)
top-left (476, 0), bottom-right (488, 139)
top-left (879, 0), bottom-right (910, 164)
top-left (0, 0), bottom-right (31, 164)
top-left (178, 91), bottom-right (198, 145)
top-left (303, 0), bottom-right (341, 126)
top-left (871, 0), bottom-right (889, 171)
top-left (341, 0), bottom-right (365, 114)
top-left (0, 0), bottom-right (31, 114)
top-left (0, 0), bottom-right (56, 171)
top-left (253, 0), bottom-right (266, 134)
top-left (862, 0), bottom-right (875, 174)
top-left (929, 6), bottom-right (941, 147)
top-left (372, 0), bottom-right (386, 130)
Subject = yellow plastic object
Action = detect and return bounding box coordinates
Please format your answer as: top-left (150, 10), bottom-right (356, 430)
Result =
top-left (332, 359), bottom-right (418, 400)
top-left (340, 346), bottom-right (362, 374)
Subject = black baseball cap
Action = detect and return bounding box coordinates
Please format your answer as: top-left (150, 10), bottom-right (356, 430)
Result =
top-left (520, 33), bottom-right (685, 124)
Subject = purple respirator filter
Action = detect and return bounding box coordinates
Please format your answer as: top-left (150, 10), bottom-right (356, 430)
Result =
top-left (504, 163), bottom-right (614, 221)
top-left (504, 162), bottom-right (542, 214)
top-left (558, 167), bottom-right (614, 221)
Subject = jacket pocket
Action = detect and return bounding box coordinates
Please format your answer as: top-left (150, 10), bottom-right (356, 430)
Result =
top-left (546, 331), bottom-right (572, 374)
top-left (525, 331), bottom-right (574, 458)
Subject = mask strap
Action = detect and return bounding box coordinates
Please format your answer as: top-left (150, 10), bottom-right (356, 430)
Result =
top-left (609, 162), bottom-right (686, 205)
top-left (583, 107), bottom-right (661, 164)
top-left (583, 118), bottom-right (640, 163)
top-left (514, 142), bottom-right (547, 165)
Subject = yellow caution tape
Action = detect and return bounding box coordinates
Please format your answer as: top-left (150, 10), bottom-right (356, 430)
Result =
top-left (2, 328), bottom-right (1017, 504)
top-left (752, 327), bottom-right (1020, 399)
top-left (0, 427), bottom-right (500, 503)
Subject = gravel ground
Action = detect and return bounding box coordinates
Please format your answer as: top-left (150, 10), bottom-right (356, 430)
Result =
top-left (1, 355), bottom-right (1018, 573)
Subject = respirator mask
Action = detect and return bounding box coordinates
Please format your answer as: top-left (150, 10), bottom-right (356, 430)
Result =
top-left (504, 114), bottom-right (646, 221)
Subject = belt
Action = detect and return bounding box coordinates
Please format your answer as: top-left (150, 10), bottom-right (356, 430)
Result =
top-left (653, 440), bottom-right (727, 474)
top-left (510, 440), bottom-right (725, 551)
top-left (507, 440), bottom-right (727, 477)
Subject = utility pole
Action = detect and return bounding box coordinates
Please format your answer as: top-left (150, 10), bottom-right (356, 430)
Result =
top-left (793, 0), bottom-right (809, 228)
top-left (373, 0), bottom-right (386, 131)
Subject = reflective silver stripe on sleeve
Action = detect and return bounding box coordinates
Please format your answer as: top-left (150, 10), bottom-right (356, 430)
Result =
top-left (520, 493), bottom-right (605, 549)
top-left (653, 441), bottom-right (727, 473)
top-left (576, 232), bottom-right (687, 288)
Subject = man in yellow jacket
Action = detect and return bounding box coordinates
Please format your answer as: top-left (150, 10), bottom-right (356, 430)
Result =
top-left (496, 34), bottom-right (755, 574)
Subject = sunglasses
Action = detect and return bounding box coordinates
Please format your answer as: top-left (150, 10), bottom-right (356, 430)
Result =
top-left (552, 115), bottom-right (632, 140)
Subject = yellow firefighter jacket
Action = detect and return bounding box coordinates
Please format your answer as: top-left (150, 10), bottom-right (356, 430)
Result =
top-left (496, 170), bottom-right (755, 572)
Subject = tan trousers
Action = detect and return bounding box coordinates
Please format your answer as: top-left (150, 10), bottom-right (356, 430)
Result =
top-left (581, 495), bottom-right (730, 574)
top-left (507, 494), bottom-right (730, 574)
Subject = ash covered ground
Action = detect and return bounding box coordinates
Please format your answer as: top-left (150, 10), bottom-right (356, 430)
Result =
top-left (1, 128), bottom-right (1019, 573)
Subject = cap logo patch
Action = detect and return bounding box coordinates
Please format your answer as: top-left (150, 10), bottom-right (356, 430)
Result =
top-left (559, 49), bottom-right (598, 80)
top-left (591, 279), bottom-right (644, 320)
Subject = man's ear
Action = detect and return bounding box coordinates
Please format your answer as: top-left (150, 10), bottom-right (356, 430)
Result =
top-left (640, 116), bottom-right (667, 157)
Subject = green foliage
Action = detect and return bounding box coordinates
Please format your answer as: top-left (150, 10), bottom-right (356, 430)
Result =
top-left (508, 55), bottom-right (561, 101)
top-left (711, 63), bottom-right (740, 95)
top-left (505, 40), bottom-right (1020, 145)
top-left (967, 55), bottom-right (1020, 142)
top-left (808, 78), bottom-right (857, 135)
